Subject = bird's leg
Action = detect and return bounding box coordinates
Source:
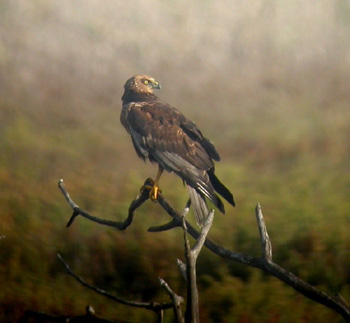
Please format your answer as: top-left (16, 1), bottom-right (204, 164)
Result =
top-left (140, 168), bottom-right (164, 202)
top-left (150, 167), bottom-right (163, 202)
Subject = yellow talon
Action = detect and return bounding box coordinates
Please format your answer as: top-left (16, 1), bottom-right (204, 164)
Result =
top-left (140, 168), bottom-right (164, 202)
top-left (150, 186), bottom-right (162, 202)
top-left (140, 178), bottom-right (154, 193)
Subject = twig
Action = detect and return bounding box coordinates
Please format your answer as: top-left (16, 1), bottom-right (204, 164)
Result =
top-left (58, 179), bottom-right (151, 230)
top-left (176, 259), bottom-right (187, 281)
top-left (148, 219), bottom-right (179, 232)
top-left (158, 278), bottom-right (184, 323)
top-left (148, 200), bottom-right (191, 232)
top-left (255, 203), bottom-right (273, 262)
top-left (23, 306), bottom-right (116, 322)
top-left (57, 254), bottom-right (173, 314)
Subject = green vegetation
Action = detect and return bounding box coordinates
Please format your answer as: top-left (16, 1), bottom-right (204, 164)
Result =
top-left (1, 1), bottom-right (350, 322)
top-left (1, 91), bottom-right (349, 322)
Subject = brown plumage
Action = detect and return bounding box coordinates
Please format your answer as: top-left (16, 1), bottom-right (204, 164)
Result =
top-left (121, 74), bottom-right (235, 225)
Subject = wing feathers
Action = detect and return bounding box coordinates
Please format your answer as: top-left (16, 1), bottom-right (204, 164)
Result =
top-left (151, 151), bottom-right (226, 214)
top-left (122, 98), bottom-right (234, 220)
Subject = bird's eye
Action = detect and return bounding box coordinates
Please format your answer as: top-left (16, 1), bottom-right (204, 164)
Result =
top-left (144, 80), bottom-right (149, 85)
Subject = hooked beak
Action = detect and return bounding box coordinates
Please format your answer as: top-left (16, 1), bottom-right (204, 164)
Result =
top-left (153, 81), bottom-right (161, 90)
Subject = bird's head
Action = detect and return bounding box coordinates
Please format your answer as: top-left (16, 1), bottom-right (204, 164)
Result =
top-left (124, 74), bottom-right (161, 94)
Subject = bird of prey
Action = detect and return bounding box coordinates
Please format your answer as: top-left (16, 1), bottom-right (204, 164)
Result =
top-left (121, 74), bottom-right (235, 225)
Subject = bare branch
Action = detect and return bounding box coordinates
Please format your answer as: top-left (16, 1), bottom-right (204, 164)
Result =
top-left (148, 219), bottom-right (179, 232)
top-left (192, 210), bottom-right (214, 259)
top-left (23, 307), bottom-right (115, 322)
top-left (255, 203), bottom-right (273, 262)
top-left (181, 199), bottom-right (192, 216)
top-left (154, 194), bottom-right (350, 321)
top-left (157, 310), bottom-right (164, 323)
top-left (58, 179), bottom-right (350, 320)
top-left (58, 179), bottom-right (79, 209)
top-left (177, 259), bottom-right (187, 281)
top-left (148, 200), bottom-right (192, 232)
top-left (57, 254), bottom-right (173, 313)
top-left (58, 179), bottom-right (151, 230)
top-left (182, 210), bottom-right (214, 323)
top-left (156, 193), bottom-right (257, 265)
top-left (158, 278), bottom-right (184, 323)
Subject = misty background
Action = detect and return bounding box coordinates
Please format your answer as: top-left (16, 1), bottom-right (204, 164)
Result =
top-left (1, 0), bottom-right (350, 322)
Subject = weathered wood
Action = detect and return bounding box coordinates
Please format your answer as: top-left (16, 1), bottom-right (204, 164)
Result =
top-left (58, 179), bottom-right (350, 321)
top-left (159, 278), bottom-right (184, 323)
top-left (183, 211), bottom-right (214, 323)
top-left (57, 254), bottom-right (173, 314)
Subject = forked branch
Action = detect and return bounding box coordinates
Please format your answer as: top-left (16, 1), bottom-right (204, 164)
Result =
top-left (181, 211), bottom-right (214, 323)
top-left (58, 179), bottom-right (152, 230)
top-left (159, 278), bottom-right (184, 323)
top-left (58, 179), bottom-right (350, 321)
top-left (57, 254), bottom-right (173, 315)
top-left (155, 195), bottom-right (350, 321)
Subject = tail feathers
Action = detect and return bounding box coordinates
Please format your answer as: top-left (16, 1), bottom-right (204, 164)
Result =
top-left (206, 187), bottom-right (225, 214)
top-left (187, 185), bottom-right (209, 227)
top-left (208, 169), bottom-right (235, 207)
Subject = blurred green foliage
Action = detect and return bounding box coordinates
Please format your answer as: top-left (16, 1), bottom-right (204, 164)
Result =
top-left (1, 1), bottom-right (350, 322)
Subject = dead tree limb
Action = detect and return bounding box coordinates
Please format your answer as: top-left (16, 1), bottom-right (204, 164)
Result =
top-left (159, 278), bottom-right (184, 323)
top-left (255, 203), bottom-right (272, 262)
top-left (22, 306), bottom-right (115, 322)
top-left (155, 196), bottom-right (350, 321)
top-left (58, 179), bottom-right (350, 321)
top-left (182, 211), bottom-right (214, 323)
top-left (56, 254), bottom-right (173, 316)
top-left (58, 179), bottom-right (152, 230)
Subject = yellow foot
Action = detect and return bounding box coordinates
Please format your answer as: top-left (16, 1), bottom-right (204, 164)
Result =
top-left (140, 178), bottom-right (161, 202)
top-left (150, 185), bottom-right (162, 202)
top-left (140, 178), bottom-right (154, 193)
